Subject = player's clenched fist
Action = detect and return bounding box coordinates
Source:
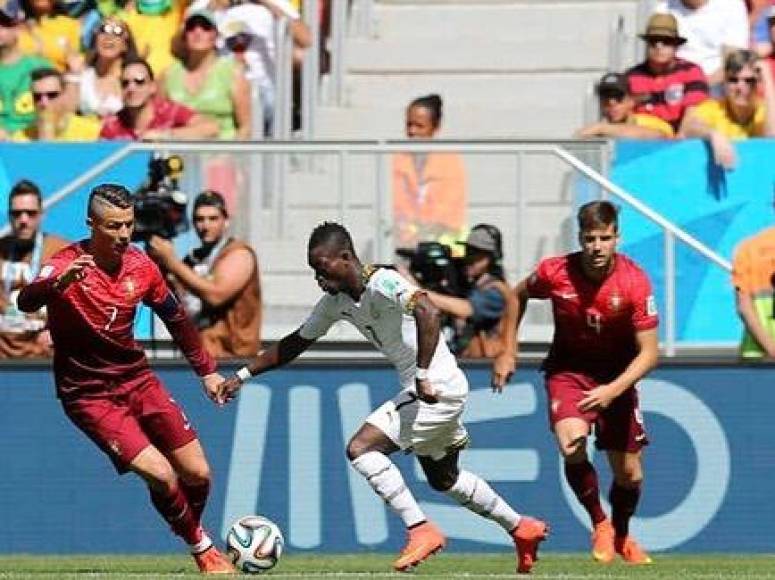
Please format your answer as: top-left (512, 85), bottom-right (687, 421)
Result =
top-left (54, 254), bottom-right (96, 291)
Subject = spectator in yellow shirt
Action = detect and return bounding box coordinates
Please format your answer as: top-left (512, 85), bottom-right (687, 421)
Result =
top-left (122, 0), bottom-right (185, 77)
top-left (575, 72), bottom-right (675, 139)
top-left (12, 66), bottom-right (100, 140)
top-left (18, 0), bottom-right (81, 71)
top-left (680, 49), bottom-right (775, 169)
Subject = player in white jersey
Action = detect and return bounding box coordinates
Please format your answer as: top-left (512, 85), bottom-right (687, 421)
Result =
top-left (216, 222), bottom-right (548, 574)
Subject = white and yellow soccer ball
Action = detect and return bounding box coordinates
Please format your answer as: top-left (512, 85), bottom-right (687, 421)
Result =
top-left (225, 515), bottom-right (284, 574)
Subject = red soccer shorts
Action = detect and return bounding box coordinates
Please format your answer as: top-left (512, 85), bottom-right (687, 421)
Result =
top-left (545, 371), bottom-right (648, 452)
top-left (62, 372), bottom-right (198, 473)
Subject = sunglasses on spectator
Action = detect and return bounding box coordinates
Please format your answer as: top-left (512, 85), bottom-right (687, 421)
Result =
top-left (10, 209), bottom-right (41, 218)
top-left (646, 37), bottom-right (681, 47)
top-left (100, 22), bottom-right (125, 37)
top-left (120, 76), bottom-right (148, 88)
top-left (32, 90), bottom-right (61, 102)
top-left (726, 75), bottom-right (758, 87)
top-left (185, 18), bottom-right (215, 32)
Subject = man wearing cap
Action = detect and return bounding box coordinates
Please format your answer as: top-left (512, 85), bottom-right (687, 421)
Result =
top-left (148, 190), bottom-right (261, 358)
top-left (654, 0), bottom-right (749, 85)
top-left (0, 0), bottom-right (51, 137)
top-left (626, 12), bottom-right (709, 131)
top-left (576, 72), bottom-right (674, 139)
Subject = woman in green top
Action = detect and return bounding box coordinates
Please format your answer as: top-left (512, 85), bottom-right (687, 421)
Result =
top-left (161, 10), bottom-right (251, 140)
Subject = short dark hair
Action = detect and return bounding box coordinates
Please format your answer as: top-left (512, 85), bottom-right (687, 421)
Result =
top-left (121, 56), bottom-right (155, 81)
top-left (577, 200), bottom-right (619, 232)
top-left (30, 67), bottom-right (63, 86)
top-left (88, 183), bottom-right (133, 218)
top-left (8, 179), bottom-right (42, 209)
top-left (193, 190), bottom-right (228, 217)
top-left (308, 221), bottom-right (355, 255)
top-left (408, 94), bottom-right (443, 129)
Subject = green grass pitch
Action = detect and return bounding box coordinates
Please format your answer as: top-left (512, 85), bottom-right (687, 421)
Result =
top-left (1, 554), bottom-right (775, 579)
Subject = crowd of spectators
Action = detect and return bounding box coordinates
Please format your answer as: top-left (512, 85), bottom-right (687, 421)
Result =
top-left (578, 2), bottom-right (775, 156)
top-left (0, 0), bottom-right (310, 142)
top-left (4, 0), bottom-right (775, 363)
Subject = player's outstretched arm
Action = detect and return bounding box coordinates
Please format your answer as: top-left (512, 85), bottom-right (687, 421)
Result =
top-left (18, 254), bottom-right (95, 312)
top-left (491, 283), bottom-right (519, 392)
top-left (217, 330), bottom-right (315, 405)
top-left (491, 279), bottom-right (529, 391)
top-left (151, 291), bottom-right (219, 384)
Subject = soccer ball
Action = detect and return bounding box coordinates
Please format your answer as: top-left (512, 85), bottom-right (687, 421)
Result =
top-left (225, 515), bottom-right (284, 574)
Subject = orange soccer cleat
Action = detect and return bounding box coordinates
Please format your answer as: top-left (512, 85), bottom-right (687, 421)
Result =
top-left (510, 516), bottom-right (549, 574)
top-left (615, 535), bottom-right (653, 565)
top-left (591, 519), bottom-right (616, 564)
top-left (193, 546), bottom-right (236, 575)
top-left (392, 521), bottom-right (446, 572)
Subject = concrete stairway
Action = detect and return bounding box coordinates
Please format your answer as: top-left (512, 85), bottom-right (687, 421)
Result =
top-left (256, 1), bottom-right (643, 340)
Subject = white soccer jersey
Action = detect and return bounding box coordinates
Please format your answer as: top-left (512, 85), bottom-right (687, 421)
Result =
top-left (299, 266), bottom-right (462, 392)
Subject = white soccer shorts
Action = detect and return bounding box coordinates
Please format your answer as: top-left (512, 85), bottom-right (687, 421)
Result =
top-left (365, 369), bottom-right (469, 460)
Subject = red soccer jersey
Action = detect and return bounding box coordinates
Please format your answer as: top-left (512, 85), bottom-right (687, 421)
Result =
top-left (527, 252), bottom-right (658, 379)
top-left (32, 241), bottom-right (212, 398)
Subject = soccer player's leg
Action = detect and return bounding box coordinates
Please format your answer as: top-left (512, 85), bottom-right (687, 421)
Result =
top-left (419, 451), bottom-right (548, 575)
top-left (548, 373), bottom-right (613, 563)
top-left (137, 379), bottom-right (234, 574)
top-left (352, 393), bottom-right (445, 572)
top-left (602, 397), bottom-right (651, 565)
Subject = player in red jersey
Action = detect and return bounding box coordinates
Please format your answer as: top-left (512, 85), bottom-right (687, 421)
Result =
top-left (17, 184), bottom-right (234, 574)
top-left (508, 200), bottom-right (658, 565)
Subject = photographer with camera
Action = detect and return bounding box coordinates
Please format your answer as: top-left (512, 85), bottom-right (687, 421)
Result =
top-left (148, 190), bottom-right (261, 359)
top-left (401, 224), bottom-right (516, 387)
top-left (99, 57), bottom-right (219, 141)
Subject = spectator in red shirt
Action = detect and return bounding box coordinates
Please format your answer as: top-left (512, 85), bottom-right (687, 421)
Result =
top-left (626, 12), bottom-right (709, 131)
top-left (100, 56), bottom-right (218, 140)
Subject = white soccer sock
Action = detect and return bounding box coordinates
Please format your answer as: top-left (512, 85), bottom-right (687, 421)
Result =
top-left (446, 470), bottom-right (521, 532)
top-left (190, 529), bottom-right (213, 554)
top-left (351, 451), bottom-right (426, 528)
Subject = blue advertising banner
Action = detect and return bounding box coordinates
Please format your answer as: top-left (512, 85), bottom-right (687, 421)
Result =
top-left (611, 139), bottom-right (775, 345)
top-left (1, 362), bottom-right (773, 554)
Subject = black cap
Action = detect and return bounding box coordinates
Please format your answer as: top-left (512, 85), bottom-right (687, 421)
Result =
top-left (595, 72), bottom-right (629, 97)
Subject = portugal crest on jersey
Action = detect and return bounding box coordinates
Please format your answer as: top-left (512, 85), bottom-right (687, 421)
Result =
top-left (124, 277), bottom-right (136, 298)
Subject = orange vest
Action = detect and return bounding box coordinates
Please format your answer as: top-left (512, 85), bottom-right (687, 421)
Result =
top-left (392, 151), bottom-right (467, 249)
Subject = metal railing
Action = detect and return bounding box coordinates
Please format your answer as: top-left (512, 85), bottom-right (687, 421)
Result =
top-left (1, 139), bottom-right (732, 354)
